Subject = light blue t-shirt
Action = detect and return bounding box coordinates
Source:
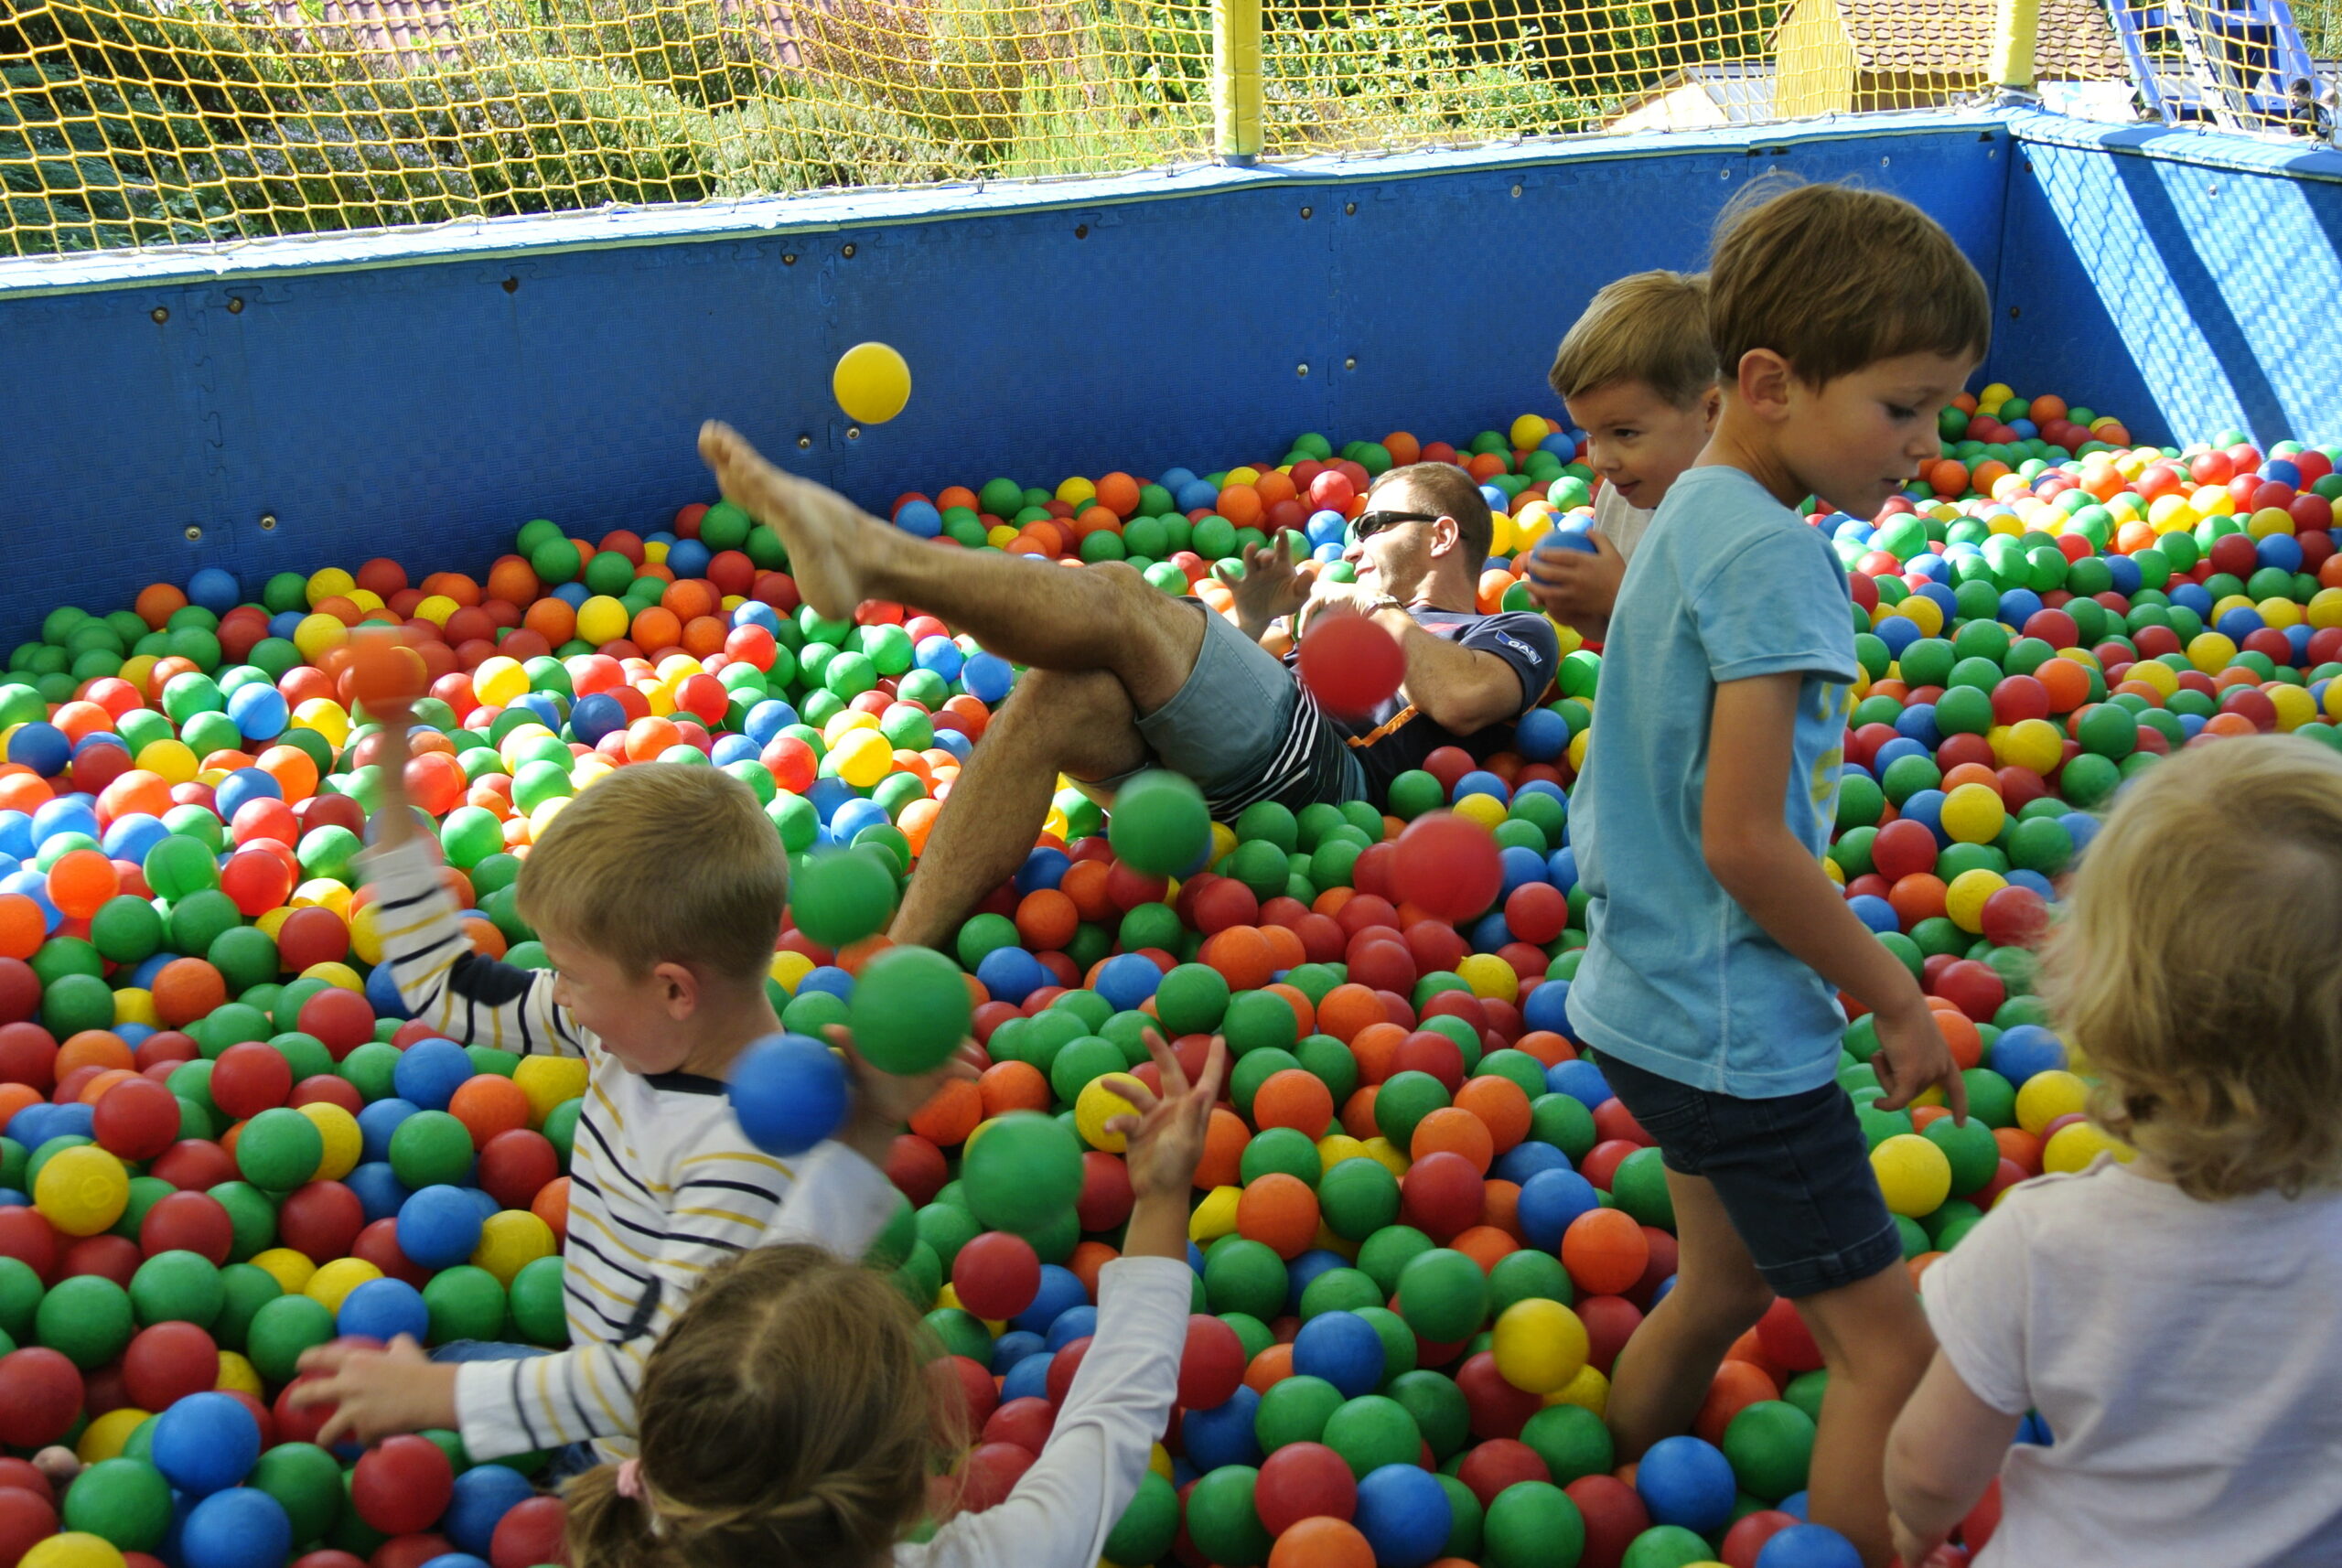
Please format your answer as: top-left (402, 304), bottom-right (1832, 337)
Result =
top-left (1564, 465), bottom-right (1860, 1098)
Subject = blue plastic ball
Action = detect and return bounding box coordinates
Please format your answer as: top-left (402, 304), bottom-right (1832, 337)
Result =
top-left (975, 945), bottom-right (1047, 1006)
top-left (1755, 1523), bottom-right (1864, 1568)
top-left (1353, 1463), bottom-right (1452, 1568)
top-left (1991, 1024), bottom-right (2067, 1087)
top-left (1515, 1168), bottom-right (1600, 1252)
top-left (397, 1184), bottom-right (486, 1271)
top-left (392, 1038), bottom-right (473, 1112)
top-left (1179, 1385), bottom-right (1262, 1471)
top-left (186, 568), bottom-right (242, 615)
top-left (180, 1487), bottom-right (290, 1568)
top-left (1008, 1265), bottom-right (1088, 1336)
top-left (5, 725), bottom-right (70, 779)
top-left (444, 1462), bottom-right (535, 1554)
top-left (338, 1277), bottom-right (430, 1343)
top-left (357, 1099), bottom-right (419, 1165)
top-left (1544, 1058), bottom-right (1611, 1109)
top-left (1293, 1311), bottom-right (1383, 1400)
top-left (1636, 1434), bottom-right (1736, 1533)
top-left (347, 1161), bottom-right (411, 1225)
top-left (1093, 953), bottom-right (1161, 1012)
top-left (728, 1034), bottom-right (850, 1157)
top-left (151, 1391), bottom-right (262, 1497)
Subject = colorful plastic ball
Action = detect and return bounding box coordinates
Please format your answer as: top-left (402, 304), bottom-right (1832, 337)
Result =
top-left (150, 1391), bottom-right (261, 1497)
top-left (59, 1459), bottom-right (172, 1554)
top-left (17, 1535), bottom-right (123, 1568)
top-left (1255, 1442), bottom-right (1358, 1535)
top-left (35, 1144), bottom-right (130, 1237)
top-left (1868, 1134), bottom-right (1952, 1218)
top-left (790, 848), bottom-right (898, 949)
top-left (351, 1434), bottom-right (455, 1536)
top-left (121, 1321), bottom-right (219, 1412)
top-left (487, 1496), bottom-right (566, 1568)
top-left (0, 1348), bottom-right (84, 1446)
top-left (1491, 1297), bottom-right (1588, 1394)
top-left (337, 1277), bottom-right (429, 1344)
top-left (727, 1034), bottom-right (848, 1156)
top-left (1633, 1435), bottom-right (1735, 1534)
top-left (236, 1108), bottom-right (324, 1193)
top-left (178, 1487), bottom-right (290, 1568)
top-left (396, 1186), bottom-right (484, 1272)
top-left (1752, 1523), bottom-right (1864, 1568)
top-left (1106, 772), bottom-right (1211, 877)
top-left (0, 1491), bottom-right (59, 1568)
top-left (443, 1463), bottom-right (534, 1556)
top-left (1293, 1311), bottom-right (1384, 1401)
top-left (1184, 1464), bottom-right (1271, 1568)
top-left (471, 1211), bottom-right (554, 1288)
top-left (1482, 1480), bottom-right (1585, 1568)
top-left (1351, 1463), bottom-right (1451, 1568)
top-left (1391, 814), bottom-right (1502, 921)
top-left (833, 342), bottom-right (912, 424)
top-left (847, 946), bottom-right (971, 1074)
top-left (951, 1231), bottom-right (1041, 1322)
top-left (1298, 614), bottom-right (1406, 719)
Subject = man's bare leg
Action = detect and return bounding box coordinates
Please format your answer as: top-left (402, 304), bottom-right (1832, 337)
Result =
top-left (889, 670), bottom-right (1148, 950)
top-left (700, 422), bottom-right (1204, 713)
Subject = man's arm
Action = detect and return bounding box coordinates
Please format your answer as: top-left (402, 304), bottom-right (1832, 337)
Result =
top-left (1373, 607), bottom-right (1534, 734)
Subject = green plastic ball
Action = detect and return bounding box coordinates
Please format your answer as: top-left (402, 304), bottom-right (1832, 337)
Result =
top-left (38, 1275), bottom-right (134, 1369)
top-left (1321, 1393), bottom-right (1421, 1478)
top-left (1106, 771), bottom-right (1210, 877)
top-left (423, 1266), bottom-right (507, 1346)
top-left (1395, 1248), bottom-right (1487, 1342)
top-left (62, 1458), bottom-right (174, 1552)
top-left (247, 1292), bottom-right (335, 1383)
top-left (847, 946), bottom-right (972, 1074)
top-left (960, 1112), bottom-right (1080, 1234)
top-left (1483, 1480), bottom-right (1585, 1568)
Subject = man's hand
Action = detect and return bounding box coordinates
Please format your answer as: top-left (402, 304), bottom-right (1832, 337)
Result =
top-left (1871, 1000), bottom-right (1969, 1122)
top-left (1522, 532), bottom-right (1625, 631)
top-left (824, 1026), bottom-right (982, 1167)
top-left (1213, 536), bottom-right (1316, 642)
top-left (1294, 579), bottom-right (1398, 640)
top-left (288, 1336), bottom-right (458, 1446)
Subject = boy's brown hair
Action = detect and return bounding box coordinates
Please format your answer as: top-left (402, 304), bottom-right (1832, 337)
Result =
top-left (514, 763), bottom-right (786, 984)
top-left (1367, 462), bottom-right (1497, 571)
top-left (1547, 270), bottom-right (1718, 410)
top-left (1709, 180), bottom-right (1990, 388)
top-left (2041, 736), bottom-right (2342, 1202)
top-left (565, 1244), bottom-right (953, 1568)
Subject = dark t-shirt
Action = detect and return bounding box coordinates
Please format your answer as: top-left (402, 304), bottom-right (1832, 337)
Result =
top-left (1284, 608), bottom-right (1562, 799)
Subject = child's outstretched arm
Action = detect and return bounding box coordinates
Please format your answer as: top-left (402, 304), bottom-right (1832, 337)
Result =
top-left (1885, 1352), bottom-right (2020, 1563)
top-left (360, 693), bottom-right (586, 1059)
top-left (1705, 674), bottom-right (1967, 1118)
top-left (908, 1032), bottom-right (1227, 1568)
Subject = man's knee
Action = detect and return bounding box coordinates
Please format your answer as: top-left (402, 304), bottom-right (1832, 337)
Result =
top-left (1001, 668), bottom-right (1132, 731)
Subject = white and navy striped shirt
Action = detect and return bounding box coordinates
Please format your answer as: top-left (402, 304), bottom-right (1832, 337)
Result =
top-left (365, 840), bottom-right (802, 1463)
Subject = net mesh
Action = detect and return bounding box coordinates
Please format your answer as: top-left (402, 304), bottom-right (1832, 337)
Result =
top-left (0, 0), bottom-right (2327, 257)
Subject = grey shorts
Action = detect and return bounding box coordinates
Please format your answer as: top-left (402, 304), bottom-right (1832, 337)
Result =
top-left (1093, 599), bottom-right (1367, 818)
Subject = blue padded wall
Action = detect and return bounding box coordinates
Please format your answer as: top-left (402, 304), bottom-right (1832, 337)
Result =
top-left (0, 114), bottom-right (2005, 642)
top-left (1993, 112), bottom-right (2342, 451)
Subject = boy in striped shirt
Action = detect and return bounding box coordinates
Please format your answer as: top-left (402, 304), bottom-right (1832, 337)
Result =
top-left (289, 713), bottom-right (919, 1471)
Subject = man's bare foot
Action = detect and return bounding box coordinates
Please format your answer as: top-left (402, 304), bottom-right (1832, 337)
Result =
top-left (696, 421), bottom-right (875, 621)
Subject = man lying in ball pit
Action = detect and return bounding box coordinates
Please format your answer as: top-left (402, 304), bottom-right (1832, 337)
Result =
top-left (698, 427), bottom-right (1560, 950)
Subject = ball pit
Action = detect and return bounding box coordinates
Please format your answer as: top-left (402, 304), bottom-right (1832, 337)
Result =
top-left (0, 389), bottom-right (2326, 1568)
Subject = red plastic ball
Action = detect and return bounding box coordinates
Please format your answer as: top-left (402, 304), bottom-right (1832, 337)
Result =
top-left (278, 1181), bottom-right (365, 1262)
top-left (1256, 1440), bottom-right (1358, 1535)
top-left (91, 1076), bottom-right (182, 1162)
top-left (211, 1042), bottom-right (294, 1120)
top-left (138, 1191), bottom-right (234, 1264)
top-left (297, 988), bottom-right (377, 1060)
top-left (478, 1130), bottom-right (559, 1211)
top-left (951, 1231), bottom-right (1042, 1323)
top-left (488, 1495), bottom-right (567, 1568)
top-left (351, 1219), bottom-right (433, 1290)
top-left (1456, 1437), bottom-right (1551, 1508)
top-left (150, 1140), bottom-right (237, 1192)
top-left (1178, 1315), bottom-right (1245, 1411)
top-left (983, 1397), bottom-right (1054, 1454)
top-left (1755, 1296), bottom-right (1823, 1373)
top-left (1296, 614), bottom-right (1405, 719)
top-left (60, 1235), bottom-right (140, 1286)
top-left (1391, 813), bottom-right (1502, 922)
top-left (0, 1348), bottom-right (82, 1446)
top-left (352, 1434), bottom-right (456, 1535)
top-left (1563, 1475), bottom-right (1649, 1568)
top-left (0, 1486), bottom-right (59, 1568)
top-left (1456, 1351), bottom-right (1542, 1440)
top-left (0, 1211), bottom-right (56, 1283)
top-left (1399, 1151), bottom-right (1483, 1241)
top-left (122, 1321), bottom-right (220, 1412)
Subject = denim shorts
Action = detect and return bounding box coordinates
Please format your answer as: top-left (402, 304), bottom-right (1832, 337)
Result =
top-left (1595, 1052), bottom-right (1903, 1299)
top-left (1094, 600), bottom-right (1366, 816)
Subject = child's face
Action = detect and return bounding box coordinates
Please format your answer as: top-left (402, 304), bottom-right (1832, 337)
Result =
top-left (540, 928), bottom-right (698, 1075)
top-left (1778, 351), bottom-right (1976, 518)
top-left (1565, 379), bottom-right (1719, 513)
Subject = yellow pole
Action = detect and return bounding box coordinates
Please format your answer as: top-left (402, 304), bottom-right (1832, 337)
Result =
top-left (1989, 0), bottom-right (2042, 90)
top-left (1214, 0), bottom-right (1263, 164)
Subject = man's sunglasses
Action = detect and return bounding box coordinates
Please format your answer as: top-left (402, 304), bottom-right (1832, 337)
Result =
top-left (1347, 510), bottom-right (1441, 544)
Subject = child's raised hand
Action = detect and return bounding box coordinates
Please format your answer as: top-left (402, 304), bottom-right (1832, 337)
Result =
top-left (1872, 1001), bottom-right (1970, 1122)
top-left (822, 1025), bottom-right (983, 1165)
top-left (1104, 1030), bottom-right (1227, 1201)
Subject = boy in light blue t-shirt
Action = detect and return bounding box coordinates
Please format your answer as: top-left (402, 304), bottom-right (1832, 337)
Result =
top-left (1565, 183), bottom-right (1986, 1567)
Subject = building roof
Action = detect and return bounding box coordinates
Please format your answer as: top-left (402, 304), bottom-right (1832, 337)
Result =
top-left (1607, 61), bottom-right (1778, 129)
top-left (1825, 0), bottom-right (2127, 80)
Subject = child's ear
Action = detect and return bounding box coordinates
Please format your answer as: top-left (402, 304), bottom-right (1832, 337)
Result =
top-left (1735, 349), bottom-right (1794, 421)
top-left (1699, 384), bottom-right (1723, 431)
top-left (655, 961), bottom-right (699, 1020)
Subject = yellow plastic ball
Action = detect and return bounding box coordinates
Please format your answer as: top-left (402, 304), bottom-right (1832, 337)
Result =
top-left (1075, 1077), bottom-right (1139, 1153)
top-left (112, 989), bottom-right (159, 1028)
top-left (299, 1102), bottom-right (363, 1182)
top-left (829, 728), bottom-right (893, 790)
top-left (1359, 1136), bottom-right (1408, 1177)
top-left (293, 614), bottom-right (349, 661)
top-left (1188, 1185), bottom-right (1241, 1244)
top-left (2187, 631), bottom-right (2239, 673)
top-left (134, 739), bottom-right (199, 786)
top-left (2270, 683), bottom-right (2318, 733)
top-left (2015, 1069), bottom-right (2090, 1135)
top-left (301, 961), bottom-right (364, 993)
top-left (291, 698), bottom-right (350, 749)
top-left (472, 1210), bottom-right (556, 1286)
top-left (305, 568), bottom-right (357, 608)
top-left (36, 1144), bottom-right (130, 1237)
top-left (1542, 1362), bottom-right (1609, 1418)
top-left (1893, 596), bottom-right (1945, 638)
top-left (290, 880), bottom-right (352, 916)
top-left (2043, 1120), bottom-right (2133, 1173)
top-left (2124, 660), bottom-right (2178, 700)
top-left (1509, 413), bottom-right (1551, 452)
top-left (474, 656), bottom-right (530, 708)
top-left (1977, 382), bottom-right (2014, 406)
top-left (576, 596), bottom-right (630, 646)
top-left (215, 1350), bottom-right (263, 1396)
top-left (768, 950), bottom-right (816, 996)
top-left (1456, 952), bottom-right (1519, 1004)
top-left (1491, 1297), bottom-right (1589, 1393)
top-left (412, 595), bottom-right (459, 628)
top-left (348, 903), bottom-right (386, 966)
top-left (2308, 587), bottom-right (2342, 631)
top-left (1451, 793), bottom-right (1508, 832)
top-left (1944, 868), bottom-right (2009, 934)
top-left (1870, 1133), bottom-right (1953, 1218)
top-left (1997, 717), bottom-right (2065, 776)
top-left (22, 1535), bottom-right (126, 1568)
top-left (1316, 1133), bottom-right (1370, 1171)
top-left (1056, 477), bottom-right (1098, 508)
top-left (306, 1258), bottom-right (383, 1315)
top-left (653, 653), bottom-right (704, 685)
top-left (250, 1248), bottom-right (317, 1294)
top-left (1940, 781), bottom-right (2006, 845)
top-left (1567, 728), bottom-right (1590, 773)
top-left (822, 709), bottom-right (882, 746)
top-left (1226, 467), bottom-right (1262, 489)
top-left (512, 1054), bottom-right (590, 1128)
top-left (76, 1406), bottom-right (150, 1464)
top-left (833, 341), bottom-right (911, 424)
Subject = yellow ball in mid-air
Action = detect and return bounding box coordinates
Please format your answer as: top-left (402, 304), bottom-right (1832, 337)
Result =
top-left (834, 342), bottom-right (912, 424)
